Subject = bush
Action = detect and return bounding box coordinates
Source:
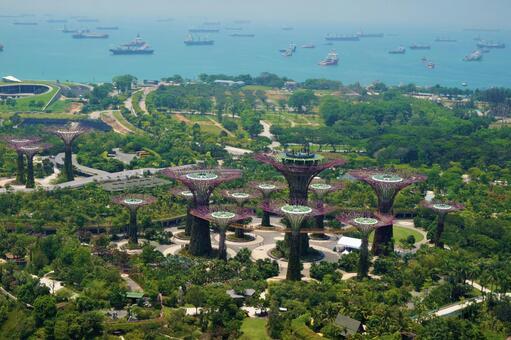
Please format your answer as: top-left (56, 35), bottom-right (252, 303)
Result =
top-left (337, 252), bottom-right (358, 272)
top-left (223, 120), bottom-right (238, 132)
top-left (310, 262), bottom-right (340, 281)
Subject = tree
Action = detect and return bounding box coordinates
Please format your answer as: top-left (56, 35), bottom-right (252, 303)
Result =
top-left (288, 90), bottom-right (317, 113)
top-left (112, 74), bottom-right (137, 94)
top-left (33, 295), bottom-right (57, 326)
top-left (185, 285), bottom-right (206, 314)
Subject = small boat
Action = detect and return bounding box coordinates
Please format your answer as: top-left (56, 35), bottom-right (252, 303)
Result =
top-left (389, 46), bottom-right (406, 54)
top-left (229, 33), bottom-right (255, 38)
top-left (476, 40), bottom-right (505, 49)
top-left (319, 50), bottom-right (339, 66)
top-left (426, 62), bottom-right (435, 69)
top-left (97, 26), bottom-right (119, 30)
top-left (410, 44), bottom-right (431, 50)
top-left (461, 82), bottom-right (468, 87)
top-left (281, 49), bottom-right (293, 57)
top-left (301, 44), bottom-right (315, 48)
top-left (435, 38), bottom-right (457, 42)
top-left (463, 50), bottom-right (483, 61)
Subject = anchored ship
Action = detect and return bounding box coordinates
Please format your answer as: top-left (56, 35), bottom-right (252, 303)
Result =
top-left (229, 33), bottom-right (255, 37)
top-left (72, 30), bottom-right (109, 39)
top-left (410, 44), bottom-right (431, 50)
top-left (389, 47), bottom-right (406, 54)
top-left (301, 44), bottom-right (315, 48)
top-left (110, 35), bottom-right (154, 55)
top-left (476, 40), bottom-right (505, 49)
top-left (357, 32), bottom-right (384, 38)
top-left (435, 37), bottom-right (457, 42)
top-left (463, 50), bottom-right (483, 61)
top-left (319, 51), bottom-right (339, 66)
top-left (188, 28), bottom-right (220, 33)
top-left (325, 34), bottom-right (360, 41)
top-left (184, 34), bottom-right (214, 46)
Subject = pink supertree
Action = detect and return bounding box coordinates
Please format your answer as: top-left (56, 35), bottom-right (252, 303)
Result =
top-left (421, 200), bottom-right (464, 248)
top-left (309, 181), bottom-right (345, 239)
top-left (263, 200), bottom-right (324, 281)
top-left (255, 151), bottom-right (346, 255)
top-left (15, 143), bottom-right (51, 188)
top-left (48, 124), bottom-right (91, 181)
top-left (161, 166), bottom-right (242, 256)
top-left (349, 168), bottom-right (426, 255)
top-left (337, 212), bottom-right (393, 279)
top-left (170, 187), bottom-right (196, 237)
top-left (249, 181), bottom-right (284, 227)
top-left (3, 136), bottom-right (42, 184)
top-left (190, 206), bottom-right (253, 260)
top-left (112, 194), bottom-right (157, 245)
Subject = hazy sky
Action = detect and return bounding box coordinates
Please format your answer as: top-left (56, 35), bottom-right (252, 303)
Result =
top-left (1, 0), bottom-right (510, 28)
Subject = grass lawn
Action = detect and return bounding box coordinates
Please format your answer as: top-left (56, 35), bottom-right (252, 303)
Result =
top-left (111, 110), bottom-right (145, 134)
top-left (0, 81), bottom-right (59, 112)
top-left (369, 226), bottom-right (424, 243)
top-left (45, 99), bottom-right (73, 113)
top-left (239, 318), bottom-right (270, 340)
top-left (262, 112), bottom-right (324, 128)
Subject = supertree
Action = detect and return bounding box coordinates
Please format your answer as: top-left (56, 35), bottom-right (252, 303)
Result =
top-left (222, 189), bottom-right (254, 238)
top-left (255, 149), bottom-right (346, 254)
top-left (170, 187), bottom-right (195, 237)
top-left (249, 181), bottom-right (283, 227)
top-left (16, 143), bottom-right (51, 188)
top-left (349, 168), bottom-right (426, 255)
top-left (48, 125), bottom-right (90, 181)
top-left (190, 206), bottom-right (253, 260)
top-left (421, 200), bottom-right (464, 248)
top-left (161, 166), bottom-right (242, 256)
top-left (112, 194), bottom-right (157, 245)
top-left (3, 136), bottom-right (42, 184)
top-left (263, 200), bottom-right (324, 281)
top-left (309, 181), bottom-right (344, 239)
top-left (337, 212), bottom-right (393, 279)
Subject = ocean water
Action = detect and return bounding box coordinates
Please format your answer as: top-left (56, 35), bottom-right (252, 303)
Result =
top-left (0, 18), bottom-right (510, 89)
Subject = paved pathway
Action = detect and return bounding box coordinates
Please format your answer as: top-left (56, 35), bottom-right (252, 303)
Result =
top-left (259, 120), bottom-right (281, 150)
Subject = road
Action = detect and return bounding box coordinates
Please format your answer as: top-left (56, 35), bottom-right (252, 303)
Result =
top-left (54, 153), bottom-right (110, 177)
top-left (259, 120), bottom-right (281, 150)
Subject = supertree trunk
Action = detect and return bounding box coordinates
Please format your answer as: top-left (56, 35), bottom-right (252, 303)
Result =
top-left (128, 210), bottom-right (138, 244)
top-left (288, 182), bottom-right (310, 255)
top-left (312, 200), bottom-right (326, 239)
top-left (64, 143), bottom-right (74, 181)
top-left (435, 214), bottom-right (446, 248)
top-left (16, 152), bottom-right (25, 184)
top-left (218, 229), bottom-right (227, 260)
top-left (373, 199), bottom-right (395, 255)
top-left (358, 236), bottom-right (370, 279)
top-left (26, 155), bottom-right (35, 188)
top-left (286, 229), bottom-right (302, 281)
top-left (262, 210), bottom-right (271, 227)
top-left (185, 206), bottom-right (193, 236)
top-left (235, 227), bottom-right (244, 239)
top-left (189, 216), bottom-right (212, 256)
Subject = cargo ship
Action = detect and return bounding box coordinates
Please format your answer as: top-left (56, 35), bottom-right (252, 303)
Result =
top-left (301, 44), bottom-right (315, 48)
top-left (325, 34), bottom-right (360, 41)
top-left (61, 26), bottom-right (77, 33)
top-left (189, 28), bottom-right (220, 33)
top-left (388, 47), bottom-right (406, 54)
top-left (435, 37), bottom-right (457, 42)
top-left (319, 51), bottom-right (339, 66)
top-left (47, 19), bottom-right (67, 23)
top-left (13, 22), bottom-right (38, 26)
top-left (184, 34), bottom-right (214, 46)
top-left (229, 33), bottom-right (255, 37)
top-left (72, 30), bottom-right (109, 39)
top-left (97, 26), bottom-right (119, 30)
top-left (357, 32), bottom-right (384, 38)
top-left (410, 44), bottom-right (431, 50)
top-left (110, 35), bottom-right (154, 55)
top-left (476, 40), bottom-right (505, 49)
top-left (463, 50), bottom-right (483, 61)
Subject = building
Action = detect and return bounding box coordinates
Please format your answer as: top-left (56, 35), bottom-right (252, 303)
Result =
top-left (334, 314), bottom-right (364, 336)
top-left (213, 80), bottom-right (245, 87)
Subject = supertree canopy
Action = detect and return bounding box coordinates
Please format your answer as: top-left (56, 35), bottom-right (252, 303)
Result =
top-left (264, 200), bottom-right (323, 281)
top-left (249, 181), bottom-right (283, 227)
top-left (3, 136), bottom-right (42, 184)
top-left (190, 206), bottom-right (253, 260)
top-left (255, 150), bottom-right (346, 255)
top-left (49, 124), bottom-right (90, 181)
top-left (337, 212), bottom-right (393, 279)
top-left (421, 200), bottom-right (464, 248)
top-left (170, 187), bottom-right (196, 237)
top-left (112, 194), bottom-right (156, 245)
top-left (223, 189), bottom-right (255, 238)
top-left (349, 168), bottom-right (426, 255)
top-left (161, 166), bottom-right (242, 256)
top-left (16, 143), bottom-right (50, 189)
top-left (309, 181), bottom-right (344, 238)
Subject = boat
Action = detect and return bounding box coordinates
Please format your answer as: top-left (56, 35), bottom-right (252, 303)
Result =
top-left (61, 26), bottom-right (78, 33)
top-left (426, 62), bottom-right (435, 69)
top-left (389, 46), bottom-right (406, 54)
top-left (301, 44), bottom-right (315, 48)
top-left (72, 30), bottom-right (109, 39)
top-left (410, 44), bottom-right (431, 50)
top-left (110, 35), bottom-right (154, 55)
top-left (319, 51), bottom-right (339, 66)
top-left (46, 19), bottom-right (67, 23)
top-left (77, 19), bottom-right (99, 23)
top-left (229, 33), bottom-right (255, 38)
top-left (435, 38), bottom-right (457, 42)
top-left (476, 40), bottom-right (505, 49)
top-left (97, 26), bottom-right (119, 30)
top-left (13, 22), bottom-right (38, 25)
top-left (282, 26), bottom-right (294, 31)
top-left (188, 28), bottom-right (219, 33)
top-left (281, 49), bottom-right (293, 57)
top-left (463, 50), bottom-right (483, 61)
top-left (225, 27), bottom-right (243, 31)
top-left (357, 32), bottom-right (384, 38)
top-left (184, 34), bottom-right (214, 46)
top-left (325, 34), bottom-right (360, 41)
top-left (461, 82), bottom-right (468, 87)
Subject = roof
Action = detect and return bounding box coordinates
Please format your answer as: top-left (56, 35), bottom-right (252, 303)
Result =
top-left (126, 291), bottom-right (144, 299)
top-left (226, 289), bottom-right (256, 299)
top-left (337, 236), bottom-right (362, 250)
top-left (2, 76), bottom-right (22, 83)
top-left (334, 314), bottom-right (362, 335)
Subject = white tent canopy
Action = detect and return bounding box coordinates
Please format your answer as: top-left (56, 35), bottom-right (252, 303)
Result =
top-left (337, 236), bottom-right (362, 250)
top-left (2, 76), bottom-right (22, 83)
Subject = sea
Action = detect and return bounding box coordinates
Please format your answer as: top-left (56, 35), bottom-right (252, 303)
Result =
top-left (0, 18), bottom-right (510, 89)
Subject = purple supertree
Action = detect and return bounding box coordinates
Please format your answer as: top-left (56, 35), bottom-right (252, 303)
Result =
top-left (309, 181), bottom-right (345, 239)
top-left (421, 200), bottom-right (464, 248)
top-left (48, 124), bottom-right (90, 181)
top-left (349, 168), bottom-right (427, 255)
top-left (249, 181), bottom-right (283, 227)
top-left (112, 194), bottom-right (157, 245)
top-left (222, 189), bottom-right (255, 238)
top-left (255, 151), bottom-right (346, 254)
top-left (3, 136), bottom-right (42, 184)
top-left (263, 200), bottom-right (324, 281)
top-left (15, 143), bottom-right (51, 188)
top-left (170, 187), bottom-right (196, 237)
top-left (190, 206), bottom-right (253, 260)
top-left (161, 166), bottom-right (242, 256)
top-left (337, 212), bottom-right (393, 279)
